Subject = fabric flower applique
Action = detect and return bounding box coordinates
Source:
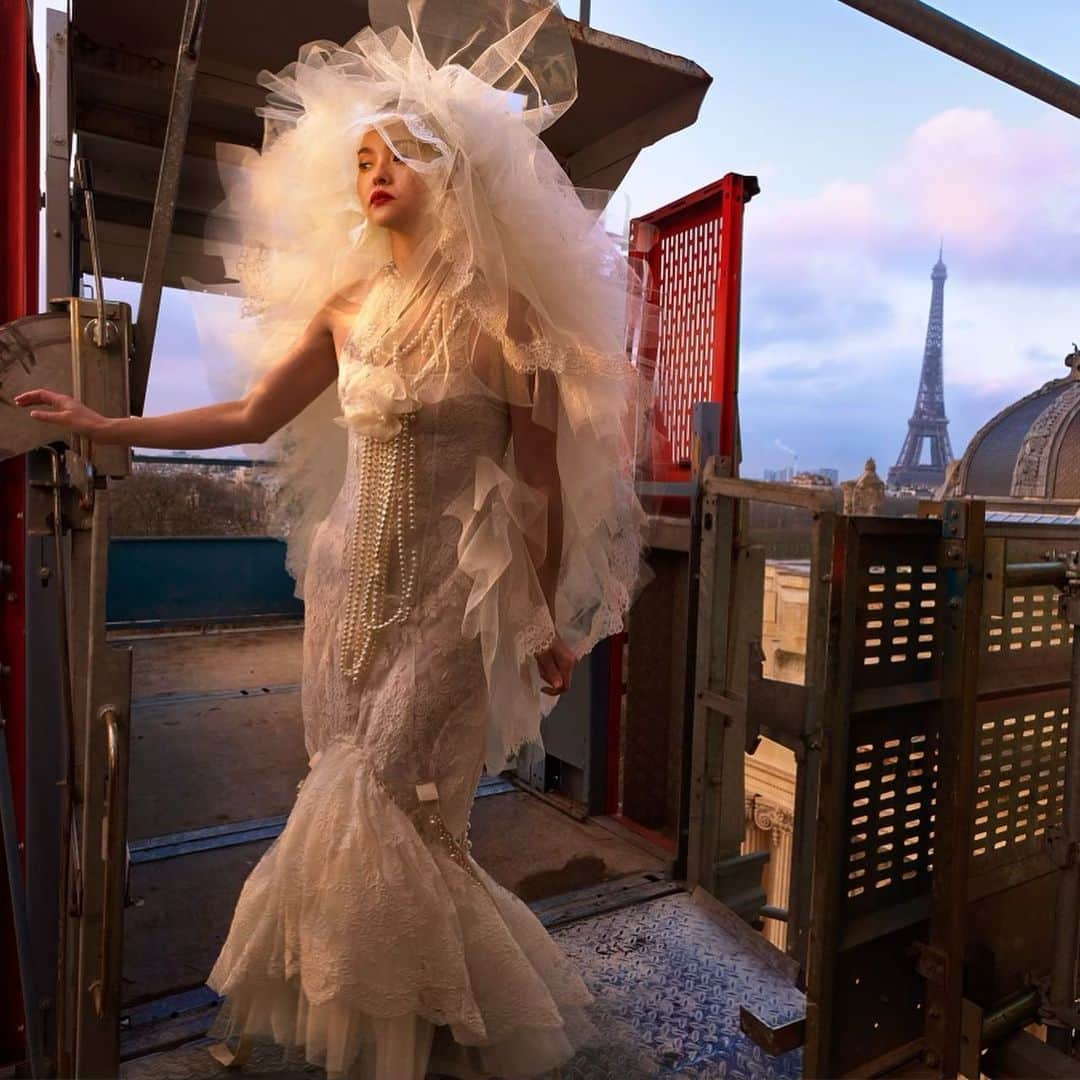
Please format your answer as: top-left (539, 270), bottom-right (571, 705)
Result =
top-left (334, 362), bottom-right (421, 440)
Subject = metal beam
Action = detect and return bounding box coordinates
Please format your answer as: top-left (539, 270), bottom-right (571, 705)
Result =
top-left (838, 0), bottom-right (1080, 120)
top-left (131, 0), bottom-right (207, 417)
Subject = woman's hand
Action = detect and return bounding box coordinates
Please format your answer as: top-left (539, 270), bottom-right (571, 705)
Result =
top-left (13, 389), bottom-right (108, 437)
top-left (535, 633), bottom-right (576, 696)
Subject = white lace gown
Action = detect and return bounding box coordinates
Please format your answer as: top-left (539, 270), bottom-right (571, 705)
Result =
top-left (204, 275), bottom-right (599, 1079)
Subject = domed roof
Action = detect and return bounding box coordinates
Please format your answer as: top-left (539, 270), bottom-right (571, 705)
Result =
top-left (955, 346), bottom-right (1080, 501)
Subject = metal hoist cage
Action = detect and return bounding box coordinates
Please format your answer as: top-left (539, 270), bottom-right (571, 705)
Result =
top-left (692, 476), bottom-right (1080, 1078)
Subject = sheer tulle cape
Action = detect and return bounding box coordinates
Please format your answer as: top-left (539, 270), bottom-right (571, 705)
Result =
top-left (189, 0), bottom-right (657, 776)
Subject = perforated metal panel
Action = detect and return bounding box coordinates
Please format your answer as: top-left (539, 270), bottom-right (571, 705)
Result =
top-left (858, 559), bottom-right (941, 688)
top-left (845, 711), bottom-right (937, 916)
top-left (651, 216), bottom-right (722, 468)
top-left (630, 174), bottom-right (757, 483)
top-left (807, 514), bottom-right (1078, 1079)
top-left (972, 692), bottom-right (1068, 872)
top-left (807, 518), bottom-right (945, 1078)
top-left (985, 587), bottom-right (1073, 660)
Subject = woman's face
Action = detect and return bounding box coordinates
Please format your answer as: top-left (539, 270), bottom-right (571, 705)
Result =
top-left (355, 124), bottom-right (433, 234)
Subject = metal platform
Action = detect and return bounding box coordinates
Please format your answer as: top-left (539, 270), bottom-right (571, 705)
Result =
top-left (116, 885), bottom-right (803, 1080)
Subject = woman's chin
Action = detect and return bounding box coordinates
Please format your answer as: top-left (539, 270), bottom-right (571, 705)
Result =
top-left (368, 203), bottom-right (404, 226)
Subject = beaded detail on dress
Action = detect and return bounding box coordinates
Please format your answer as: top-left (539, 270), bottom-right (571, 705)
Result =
top-left (340, 413), bottom-right (419, 682)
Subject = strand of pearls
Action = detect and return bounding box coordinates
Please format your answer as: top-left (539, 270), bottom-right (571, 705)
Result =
top-left (423, 805), bottom-right (481, 885)
top-left (339, 271), bottom-right (470, 684)
top-left (340, 411), bottom-right (419, 682)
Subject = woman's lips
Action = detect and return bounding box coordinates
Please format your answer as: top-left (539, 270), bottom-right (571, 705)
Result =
top-left (369, 192), bottom-right (394, 206)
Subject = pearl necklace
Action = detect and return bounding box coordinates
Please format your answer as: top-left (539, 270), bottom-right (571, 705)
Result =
top-left (339, 409), bottom-right (419, 682)
top-left (338, 265), bottom-right (465, 684)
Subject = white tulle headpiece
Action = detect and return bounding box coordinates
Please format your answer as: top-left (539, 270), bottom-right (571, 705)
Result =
top-left (196, 0), bottom-right (656, 774)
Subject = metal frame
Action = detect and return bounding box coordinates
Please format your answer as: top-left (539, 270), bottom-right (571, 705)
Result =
top-left (629, 173), bottom-right (759, 497)
top-left (0, 0), bottom-right (43, 1072)
top-left (685, 463), bottom-right (838, 954)
top-left (796, 503), bottom-right (1080, 1077)
top-left (838, 0), bottom-right (1080, 120)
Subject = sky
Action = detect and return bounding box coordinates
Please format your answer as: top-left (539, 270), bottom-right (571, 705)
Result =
top-left (44, 1), bottom-right (1080, 478)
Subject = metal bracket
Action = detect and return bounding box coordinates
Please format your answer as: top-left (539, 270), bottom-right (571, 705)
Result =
top-left (1044, 825), bottom-right (1080, 870)
top-left (1033, 974), bottom-right (1080, 1032)
top-left (740, 1005), bottom-right (805, 1056)
top-left (983, 536), bottom-right (1006, 618)
top-left (913, 940), bottom-right (949, 985)
top-left (941, 499), bottom-right (968, 540)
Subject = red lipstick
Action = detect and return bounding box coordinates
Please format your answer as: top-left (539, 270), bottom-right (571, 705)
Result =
top-left (369, 191), bottom-right (394, 207)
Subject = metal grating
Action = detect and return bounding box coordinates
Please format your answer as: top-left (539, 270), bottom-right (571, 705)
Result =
top-left (971, 694), bottom-right (1069, 871)
top-left (845, 713), bottom-right (938, 916)
top-left (984, 586), bottom-right (1074, 656)
top-left (653, 217), bottom-right (722, 468)
top-left (857, 560), bottom-right (941, 689)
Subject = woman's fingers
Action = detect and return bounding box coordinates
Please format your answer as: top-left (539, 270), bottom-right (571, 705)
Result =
top-left (13, 388), bottom-right (57, 406)
top-left (536, 650), bottom-right (562, 694)
top-left (536, 644), bottom-right (575, 696)
top-left (13, 388), bottom-right (72, 423)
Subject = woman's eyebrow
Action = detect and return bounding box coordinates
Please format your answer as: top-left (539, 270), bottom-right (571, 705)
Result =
top-left (356, 146), bottom-right (374, 157)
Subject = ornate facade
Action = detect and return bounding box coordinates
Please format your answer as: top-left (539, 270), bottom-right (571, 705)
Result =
top-left (950, 345), bottom-right (1080, 501)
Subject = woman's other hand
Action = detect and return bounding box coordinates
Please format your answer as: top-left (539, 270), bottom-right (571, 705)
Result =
top-left (13, 389), bottom-right (107, 437)
top-left (535, 633), bottom-right (576, 696)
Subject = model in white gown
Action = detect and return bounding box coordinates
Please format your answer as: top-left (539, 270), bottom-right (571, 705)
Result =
top-left (204, 261), bottom-right (605, 1079)
top-left (197, 3), bottom-right (653, 1075)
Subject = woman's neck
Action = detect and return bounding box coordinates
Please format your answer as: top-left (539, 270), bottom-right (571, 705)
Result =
top-left (388, 224), bottom-right (429, 273)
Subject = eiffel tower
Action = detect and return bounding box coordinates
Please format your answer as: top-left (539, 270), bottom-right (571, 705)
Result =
top-left (888, 246), bottom-right (954, 491)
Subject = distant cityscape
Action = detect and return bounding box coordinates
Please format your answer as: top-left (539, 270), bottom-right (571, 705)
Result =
top-left (763, 466), bottom-right (839, 486)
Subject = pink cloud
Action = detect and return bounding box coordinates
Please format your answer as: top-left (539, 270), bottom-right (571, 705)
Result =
top-left (748, 107), bottom-right (1080, 283)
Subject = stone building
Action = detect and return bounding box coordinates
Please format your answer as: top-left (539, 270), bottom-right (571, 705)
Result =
top-left (948, 344), bottom-right (1080, 502)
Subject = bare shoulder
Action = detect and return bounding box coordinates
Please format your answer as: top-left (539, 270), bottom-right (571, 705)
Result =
top-left (320, 276), bottom-right (377, 353)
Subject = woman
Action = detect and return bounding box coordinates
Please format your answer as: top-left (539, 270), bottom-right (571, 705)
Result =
top-left (16, 2), bottom-right (653, 1077)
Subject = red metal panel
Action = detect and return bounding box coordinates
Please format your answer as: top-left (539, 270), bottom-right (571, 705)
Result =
top-left (0, 0), bottom-right (39, 1065)
top-left (604, 631), bottom-right (624, 816)
top-left (630, 173), bottom-right (758, 487)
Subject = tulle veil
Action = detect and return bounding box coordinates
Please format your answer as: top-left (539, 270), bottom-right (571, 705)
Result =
top-left (188, 0), bottom-right (658, 775)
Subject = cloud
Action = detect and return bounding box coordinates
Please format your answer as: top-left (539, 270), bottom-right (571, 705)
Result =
top-left (734, 107), bottom-right (1080, 478)
top-left (747, 107), bottom-right (1080, 285)
top-left (742, 283), bottom-right (893, 348)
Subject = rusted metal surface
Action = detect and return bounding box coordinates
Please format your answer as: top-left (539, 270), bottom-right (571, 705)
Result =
top-left (739, 1004), bottom-right (805, 1056)
top-left (1046, 562), bottom-right (1080, 1053)
top-left (807, 516), bottom-right (947, 1077)
top-left (803, 505), bottom-right (1080, 1076)
top-left (923, 500), bottom-right (984, 1076)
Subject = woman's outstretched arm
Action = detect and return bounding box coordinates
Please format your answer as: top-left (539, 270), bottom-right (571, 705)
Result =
top-left (13, 306), bottom-right (339, 450)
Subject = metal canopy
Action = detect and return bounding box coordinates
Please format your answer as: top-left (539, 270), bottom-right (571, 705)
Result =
top-left (70, 0), bottom-right (711, 288)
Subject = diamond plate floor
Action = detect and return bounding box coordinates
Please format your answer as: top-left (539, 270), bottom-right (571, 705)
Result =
top-left (551, 888), bottom-right (804, 1079)
top-left (120, 887), bottom-right (804, 1080)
